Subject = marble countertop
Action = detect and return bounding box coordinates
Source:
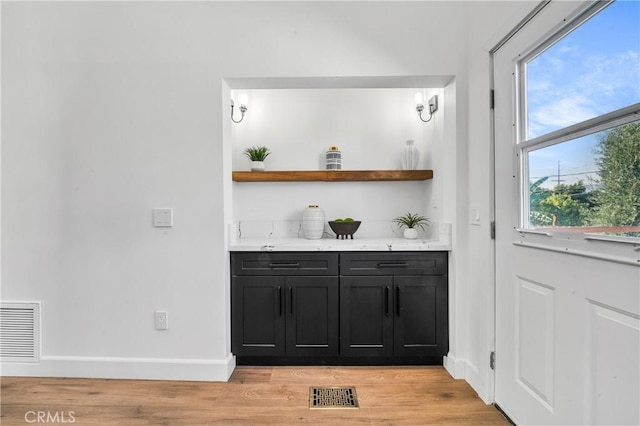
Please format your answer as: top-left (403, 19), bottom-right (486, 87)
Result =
top-left (228, 221), bottom-right (452, 252)
top-left (229, 237), bottom-right (451, 252)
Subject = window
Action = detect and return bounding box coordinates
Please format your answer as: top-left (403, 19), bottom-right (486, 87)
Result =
top-left (519, 0), bottom-right (640, 238)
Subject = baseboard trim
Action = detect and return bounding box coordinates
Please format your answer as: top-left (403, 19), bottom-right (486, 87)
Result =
top-left (443, 353), bottom-right (466, 379)
top-left (464, 360), bottom-right (494, 404)
top-left (443, 354), bottom-right (494, 404)
top-left (1, 354), bottom-right (236, 382)
top-left (236, 355), bottom-right (444, 366)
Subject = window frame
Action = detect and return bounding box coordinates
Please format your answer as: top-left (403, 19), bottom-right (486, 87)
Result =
top-left (515, 0), bottom-right (640, 244)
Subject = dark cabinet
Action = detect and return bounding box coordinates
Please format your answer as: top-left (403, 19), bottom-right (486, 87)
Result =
top-left (340, 276), bottom-right (394, 356)
top-left (231, 253), bottom-right (339, 357)
top-left (232, 252), bottom-right (338, 276)
top-left (393, 275), bottom-right (448, 356)
top-left (285, 276), bottom-right (339, 356)
top-left (340, 252), bottom-right (448, 358)
top-left (339, 252), bottom-right (447, 276)
top-left (231, 251), bottom-right (448, 363)
top-left (231, 276), bottom-right (285, 356)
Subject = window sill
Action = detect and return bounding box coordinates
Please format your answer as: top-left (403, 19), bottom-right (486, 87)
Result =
top-left (584, 233), bottom-right (640, 245)
top-left (512, 229), bottom-right (640, 266)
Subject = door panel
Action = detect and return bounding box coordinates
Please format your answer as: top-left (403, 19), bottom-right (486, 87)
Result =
top-left (231, 276), bottom-right (285, 356)
top-left (514, 277), bottom-right (555, 411)
top-left (286, 276), bottom-right (339, 356)
top-left (340, 276), bottom-right (393, 356)
top-left (394, 276), bottom-right (448, 356)
top-left (586, 301), bottom-right (640, 425)
top-left (496, 246), bottom-right (639, 424)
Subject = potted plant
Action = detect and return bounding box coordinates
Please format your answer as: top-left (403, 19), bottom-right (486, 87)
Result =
top-left (393, 212), bottom-right (430, 239)
top-left (244, 145), bottom-right (271, 171)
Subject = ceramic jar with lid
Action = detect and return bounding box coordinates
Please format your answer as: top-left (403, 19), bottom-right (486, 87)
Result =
top-left (302, 205), bottom-right (325, 239)
top-left (326, 146), bottom-right (342, 170)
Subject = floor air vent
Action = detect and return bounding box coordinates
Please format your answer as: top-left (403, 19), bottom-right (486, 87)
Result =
top-left (0, 302), bottom-right (40, 362)
top-left (309, 386), bottom-right (359, 409)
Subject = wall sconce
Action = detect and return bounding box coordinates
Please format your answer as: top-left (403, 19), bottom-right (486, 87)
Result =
top-left (415, 93), bottom-right (438, 123)
top-left (230, 98), bottom-right (248, 123)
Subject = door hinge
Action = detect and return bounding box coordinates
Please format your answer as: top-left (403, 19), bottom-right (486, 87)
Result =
top-left (490, 221), bottom-right (496, 239)
top-left (490, 351), bottom-right (496, 370)
top-left (490, 89), bottom-right (495, 109)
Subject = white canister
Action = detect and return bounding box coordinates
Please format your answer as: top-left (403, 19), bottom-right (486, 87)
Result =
top-left (326, 146), bottom-right (342, 170)
top-left (400, 139), bottom-right (420, 170)
top-left (302, 205), bottom-right (325, 239)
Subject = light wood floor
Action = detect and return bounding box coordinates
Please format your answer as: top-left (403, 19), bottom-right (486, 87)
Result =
top-left (1, 366), bottom-right (508, 425)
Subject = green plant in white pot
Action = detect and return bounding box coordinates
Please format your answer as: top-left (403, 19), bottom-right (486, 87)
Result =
top-left (393, 212), bottom-right (430, 239)
top-left (244, 145), bottom-right (271, 171)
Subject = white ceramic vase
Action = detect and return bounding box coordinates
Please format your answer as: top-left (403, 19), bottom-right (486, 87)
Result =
top-left (250, 161), bottom-right (265, 171)
top-left (400, 140), bottom-right (419, 170)
top-left (302, 205), bottom-right (325, 240)
top-left (403, 228), bottom-right (418, 239)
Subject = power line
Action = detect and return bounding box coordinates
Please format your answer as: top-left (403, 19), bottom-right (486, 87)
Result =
top-left (530, 170), bottom-right (598, 180)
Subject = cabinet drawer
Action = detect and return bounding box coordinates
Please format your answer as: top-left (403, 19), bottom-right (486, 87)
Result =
top-left (232, 252), bottom-right (339, 276)
top-left (340, 252), bottom-right (447, 276)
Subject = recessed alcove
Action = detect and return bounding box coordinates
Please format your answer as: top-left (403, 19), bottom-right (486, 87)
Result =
top-left (222, 76), bottom-right (456, 238)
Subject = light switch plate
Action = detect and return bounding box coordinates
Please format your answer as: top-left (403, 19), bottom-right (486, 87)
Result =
top-left (153, 208), bottom-right (173, 227)
top-left (470, 205), bottom-right (481, 226)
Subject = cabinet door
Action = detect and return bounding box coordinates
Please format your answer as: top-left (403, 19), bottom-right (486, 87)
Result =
top-left (231, 276), bottom-right (285, 356)
top-left (340, 276), bottom-right (393, 357)
top-left (394, 276), bottom-right (448, 357)
top-left (285, 276), bottom-right (339, 357)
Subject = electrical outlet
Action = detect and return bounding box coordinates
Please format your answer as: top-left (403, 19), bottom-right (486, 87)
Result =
top-left (155, 311), bottom-right (168, 330)
top-left (152, 208), bottom-right (173, 227)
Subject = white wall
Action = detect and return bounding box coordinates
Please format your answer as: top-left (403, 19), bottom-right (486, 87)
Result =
top-left (230, 88), bottom-right (443, 237)
top-left (231, 89), bottom-right (438, 172)
top-left (1, 0), bottom-right (539, 393)
top-left (463, 0), bottom-right (542, 402)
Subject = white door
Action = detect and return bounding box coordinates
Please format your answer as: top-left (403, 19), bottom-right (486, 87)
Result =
top-left (493, 1), bottom-right (640, 425)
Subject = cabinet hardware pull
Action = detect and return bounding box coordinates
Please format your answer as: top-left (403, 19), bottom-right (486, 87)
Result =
top-left (377, 262), bottom-right (408, 268)
top-left (289, 287), bottom-right (294, 315)
top-left (270, 263), bottom-right (300, 269)
top-left (396, 286), bottom-right (401, 317)
top-left (276, 286), bottom-right (282, 317)
top-left (385, 286), bottom-right (390, 317)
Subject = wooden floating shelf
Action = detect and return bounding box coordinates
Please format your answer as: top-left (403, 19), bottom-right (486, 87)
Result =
top-left (232, 170), bottom-right (433, 182)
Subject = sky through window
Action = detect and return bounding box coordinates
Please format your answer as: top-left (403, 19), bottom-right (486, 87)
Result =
top-left (526, 1), bottom-right (640, 188)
